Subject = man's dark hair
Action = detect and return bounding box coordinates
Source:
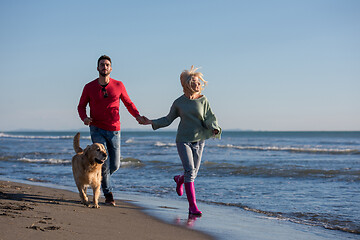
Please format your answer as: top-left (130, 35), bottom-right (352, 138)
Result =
top-left (98, 55), bottom-right (112, 67)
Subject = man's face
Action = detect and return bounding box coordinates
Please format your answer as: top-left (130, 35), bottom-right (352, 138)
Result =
top-left (97, 59), bottom-right (112, 77)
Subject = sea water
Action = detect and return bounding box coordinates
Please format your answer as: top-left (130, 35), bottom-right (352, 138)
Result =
top-left (0, 131), bottom-right (359, 239)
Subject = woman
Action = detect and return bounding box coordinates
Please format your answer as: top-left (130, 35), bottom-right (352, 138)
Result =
top-left (144, 66), bottom-right (221, 215)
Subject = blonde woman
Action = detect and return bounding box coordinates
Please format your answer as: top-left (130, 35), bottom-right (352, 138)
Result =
top-left (143, 66), bottom-right (221, 215)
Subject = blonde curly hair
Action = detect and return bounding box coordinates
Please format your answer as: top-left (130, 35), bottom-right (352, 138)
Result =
top-left (180, 65), bottom-right (207, 96)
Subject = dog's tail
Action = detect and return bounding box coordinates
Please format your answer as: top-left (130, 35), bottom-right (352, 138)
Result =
top-left (73, 132), bottom-right (83, 153)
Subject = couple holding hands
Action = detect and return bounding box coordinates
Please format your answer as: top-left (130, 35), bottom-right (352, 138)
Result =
top-left (77, 55), bottom-right (221, 215)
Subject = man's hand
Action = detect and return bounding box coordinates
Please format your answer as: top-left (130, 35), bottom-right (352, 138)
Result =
top-left (83, 117), bottom-right (93, 125)
top-left (136, 115), bottom-right (152, 125)
top-left (142, 116), bottom-right (152, 125)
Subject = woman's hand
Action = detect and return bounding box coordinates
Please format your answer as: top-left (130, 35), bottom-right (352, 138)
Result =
top-left (142, 116), bottom-right (153, 125)
top-left (136, 115), bottom-right (152, 125)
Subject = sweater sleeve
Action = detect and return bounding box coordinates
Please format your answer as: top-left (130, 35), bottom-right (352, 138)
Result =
top-left (77, 85), bottom-right (89, 121)
top-left (151, 102), bottom-right (179, 130)
top-left (203, 99), bottom-right (222, 139)
top-left (119, 82), bottom-right (140, 118)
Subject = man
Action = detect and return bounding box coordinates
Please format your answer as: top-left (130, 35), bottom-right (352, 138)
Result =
top-left (77, 55), bottom-right (145, 206)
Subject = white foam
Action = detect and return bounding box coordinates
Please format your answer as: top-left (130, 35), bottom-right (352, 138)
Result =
top-left (125, 138), bottom-right (135, 143)
top-left (154, 141), bottom-right (176, 147)
top-left (217, 144), bottom-right (359, 154)
top-left (18, 157), bottom-right (71, 164)
top-left (0, 132), bottom-right (91, 140)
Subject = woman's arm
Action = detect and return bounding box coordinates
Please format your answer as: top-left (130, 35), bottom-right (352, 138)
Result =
top-left (151, 103), bottom-right (179, 130)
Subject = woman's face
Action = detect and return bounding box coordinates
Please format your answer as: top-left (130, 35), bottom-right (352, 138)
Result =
top-left (190, 76), bottom-right (201, 93)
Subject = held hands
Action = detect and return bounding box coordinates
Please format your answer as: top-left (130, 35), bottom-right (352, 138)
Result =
top-left (136, 115), bottom-right (152, 125)
top-left (84, 116), bottom-right (151, 126)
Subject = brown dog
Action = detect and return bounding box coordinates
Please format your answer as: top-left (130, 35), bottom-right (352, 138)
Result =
top-left (72, 132), bottom-right (107, 208)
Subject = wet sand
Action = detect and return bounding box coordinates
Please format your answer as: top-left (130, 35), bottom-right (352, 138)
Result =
top-left (0, 180), bottom-right (213, 240)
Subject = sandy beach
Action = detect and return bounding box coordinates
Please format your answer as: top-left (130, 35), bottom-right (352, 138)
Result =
top-left (0, 181), bottom-right (357, 240)
top-left (0, 180), bottom-right (213, 240)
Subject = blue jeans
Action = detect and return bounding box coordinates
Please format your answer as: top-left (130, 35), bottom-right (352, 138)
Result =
top-left (176, 141), bottom-right (205, 183)
top-left (90, 126), bottom-right (121, 195)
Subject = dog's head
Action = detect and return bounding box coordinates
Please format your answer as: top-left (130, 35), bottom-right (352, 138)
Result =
top-left (84, 143), bottom-right (108, 165)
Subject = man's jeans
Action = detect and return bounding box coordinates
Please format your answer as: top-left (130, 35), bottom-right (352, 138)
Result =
top-left (176, 141), bottom-right (205, 183)
top-left (90, 126), bottom-right (121, 195)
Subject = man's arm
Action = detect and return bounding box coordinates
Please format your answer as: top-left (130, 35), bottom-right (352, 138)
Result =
top-left (119, 82), bottom-right (140, 118)
top-left (77, 86), bottom-right (91, 125)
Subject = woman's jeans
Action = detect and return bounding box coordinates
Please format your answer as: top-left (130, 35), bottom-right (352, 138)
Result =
top-left (176, 141), bottom-right (205, 183)
top-left (90, 126), bottom-right (121, 195)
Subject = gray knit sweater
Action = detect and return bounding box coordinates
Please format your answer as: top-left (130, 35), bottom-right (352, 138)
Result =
top-left (151, 95), bottom-right (221, 142)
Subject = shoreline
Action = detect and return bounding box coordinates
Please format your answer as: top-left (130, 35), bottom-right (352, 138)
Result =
top-left (0, 180), bottom-right (213, 240)
top-left (1, 179), bottom-right (358, 240)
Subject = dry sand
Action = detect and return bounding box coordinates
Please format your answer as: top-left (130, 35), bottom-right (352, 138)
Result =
top-left (0, 180), bottom-right (213, 240)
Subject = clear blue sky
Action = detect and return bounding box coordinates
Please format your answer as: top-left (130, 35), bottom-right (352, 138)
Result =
top-left (1, 0), bottom-right (359, 131)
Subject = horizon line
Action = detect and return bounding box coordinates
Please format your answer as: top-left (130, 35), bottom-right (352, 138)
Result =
top-left (1, 129), bottom-right (360, 133)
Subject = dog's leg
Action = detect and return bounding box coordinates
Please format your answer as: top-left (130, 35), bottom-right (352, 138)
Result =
top-left (92, 184), bottom-right (101, 208)
top-left (77, 185), bottom-right (89, 207)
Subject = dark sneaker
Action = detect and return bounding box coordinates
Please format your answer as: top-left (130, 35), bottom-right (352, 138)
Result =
top-left (105, 192), bottom-right (116, 206)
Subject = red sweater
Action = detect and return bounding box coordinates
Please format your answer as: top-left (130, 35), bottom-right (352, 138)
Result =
top-left (77, 78), bottom-right (140, 131)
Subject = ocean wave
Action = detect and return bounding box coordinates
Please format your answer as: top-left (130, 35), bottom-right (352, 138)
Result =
top-left (202, 161), bottom-right (360, 181)
top-left (0, 132), bottom-right (92, 140)
top-left (19, 157), bottom-right (143, 167)
top-left (121, 157), bottom-right (144, 167)
top-left (125, 138), bottom-right (135, 144)
top-left (217, 144), bottom-right (360, 155)
top-left (18, 157), bottom-right (71, 165)
top-left (26, 178), bottom-right (51, 183)
top-left (154, 141), bottom-right (176, 147)
top-left (203, 200), bottom-right (360, 234)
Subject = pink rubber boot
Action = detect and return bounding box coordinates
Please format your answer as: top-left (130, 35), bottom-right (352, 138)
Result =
top-left (184, 182), bottom-right (202, 215)
top-left (173, 175), bottom-right (184, 196)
